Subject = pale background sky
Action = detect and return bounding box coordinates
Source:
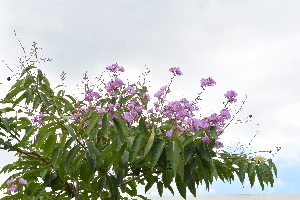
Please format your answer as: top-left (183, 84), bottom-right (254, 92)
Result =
top-left (0, 0), bottom-right (299, 197)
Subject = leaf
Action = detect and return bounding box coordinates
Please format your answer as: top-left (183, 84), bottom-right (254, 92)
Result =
top-left (35, 131), bottom-right (47, 150)
top-left (268, 159), bottom-right (277, 177)
top-left (248, 162), bottom-right (256, 177)
top-left (150, 140), bottom-right (165, 168)
top-left (108, 175), bottom-right (119, 200)
top-left (85, 138), bottom-right (99, 159)
top-left (144, 127), bottom-right (155, 157)
top-left (43, 134), bottom-right (57, 157)
top-left (4, 85), bottom-right (22, 101)
top-left (13, 91), bottom-right (27, 107)
top-left (44, 172), bottom-right (57, 187)
top-left (238, 162), bottom-right (248, 184)
top-left (38, 122), bottom-right (59, 134)
top-left (101, 113), bottom-right (109, 138)
top-left (167, 140), bottom-right (180, 176)
top-left (51, 146), bottom-right (61, 168)
top-left (39, 92), bottom-right (50, 106)
top-left (210, 126), bottom-right (218, 140)
top-left (84, 113), bottom-right (102, 135)
top-left (175, 175), bottom-right (186, 199)
top-left (86, 153), bottom-right (96, 175)
top-left (199, 141), bottom-right (211, 162)
top-left (64, 125), bottom-right (76, 138)
top-left (157, 181), bottom-right (163, 197)
top-left (66, 144), bottom-right (81, 167)
top-left (129, 130), bottom-right (143, 162)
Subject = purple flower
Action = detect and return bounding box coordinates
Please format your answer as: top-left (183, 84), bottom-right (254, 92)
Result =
top-left (83, 120), bottom-right (90, 130)
top-left (166, 130), bottom-right (173, 137)
top-left (19, 178), bottom-right (27, 185)
top-left (97, 108), bottom-right (107, 113)
top-left (7, 179), bottom-right (14, 185)
top-left (220, 109), bottom-right (231, 120)
top-left (79, 107), bottom-right (88, 113)
top-left (177, 125), bottom-right (184, 132)
top-left (123, 112), bottom-right (137, 123)
top-left (70, 113), bottom-right (79, 120)
top-left (107, 103), bottom-right (119, 110)
top-left (8, 185), bottom-right (18, 192)
top-left (215, 141), bottom-right (224, 148)
top-left (135, 107), bottom-right (143, 113)
top-left (125, 86), bottom-right (136, 94)
top-left (31, 113), bottom-right (46, 126)
top-left (106, 78), bottom-right (124, 96)
top-left (224, 90), bottom-right (238, 103)
top-left (202, 136), bottom-right (210, 142)
top-left (154, 85), bottom-right (168, 99)
top-left (142, 93), bottom-right (151, 101)
top-left (106, 63), bottom-right (125, 72)
top-left (169, 67), bottom-right (183, 76)
top-left (200, 77), bottom-right (216, 87)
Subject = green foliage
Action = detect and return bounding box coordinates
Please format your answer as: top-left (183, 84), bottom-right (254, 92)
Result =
top-left (0, 56), bottom-right (277, 200)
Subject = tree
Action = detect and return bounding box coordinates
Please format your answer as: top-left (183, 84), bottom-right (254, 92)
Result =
top-left (0, 43), bottom-right (277, 199)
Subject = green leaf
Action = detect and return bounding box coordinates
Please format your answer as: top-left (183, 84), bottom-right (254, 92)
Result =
top-left (64, 125), bottom-right (76, 138)
top-left (13, 91), bottom-right (27, 107)
top-left (101, 113), bottom-right (109, 138)
top-left (84, 113), bottom-right (102, 135)
top-left (38, 122), bottom-right (59, 134)
top-left (85, 138), bottom-right (100, 159)
top-left (51, 146), bottom-right (61, 168)
top-left (108, 175), bottom-right (119, 200)
top-left (175, 175), bottom-right (186, 199)
top-left (210, 126), bottom-right (218, 140)
top-left (248, 162), bottom-right (256, 177)
top-left (167, 140), bottom-right (180, 176)
top-left (43, 134), bottom-right (57, 157)
top-left (157, 181), bottom-right (163, 197)
top-left (66, 144), bottom-right (81, 167)
top-left (238, 162), bottom-right (248, 184)
top-left (144, 127), bottom-right (155, 157)
top-left (86, 153), bottom-right (96, 175)
top-left (99, 144), bottom-right (113, 161)
top-left (35, 131), bottom-right (47, 150)
top-left (199, 141), bottom-right (211, 161)
top-left (129, 130), bottom-right (143, 162)
top-left (4, 85), bottom-right (22, 101)
top-left (20, 66), bottom-right (36, 77)
top-left (39, 92), bottom-right (50, 106)
top-left (150, 140), bottom-right (165, 168)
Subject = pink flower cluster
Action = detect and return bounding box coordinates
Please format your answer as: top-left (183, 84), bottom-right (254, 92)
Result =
top-left (169, 67), bottom-right (183, 76)
top-left (31, 113), bottom-right (46, 126)
top-left (106, 63), bottom-right (125, 72)
top-left (7, 178), bottom-right (27, 192)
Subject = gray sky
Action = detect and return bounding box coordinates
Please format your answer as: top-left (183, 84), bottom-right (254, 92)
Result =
top-left (0, 0), bottom-right (300, 197)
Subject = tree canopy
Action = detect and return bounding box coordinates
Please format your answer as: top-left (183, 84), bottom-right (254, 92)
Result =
top-left (0, 44), bottom-right (277, 199)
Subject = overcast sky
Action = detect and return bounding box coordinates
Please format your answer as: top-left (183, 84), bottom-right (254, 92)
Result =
top-left (0, 0), bottom-right (300, 197)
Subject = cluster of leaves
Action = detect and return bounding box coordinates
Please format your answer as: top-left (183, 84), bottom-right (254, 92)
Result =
top-left (0, 55), bottom-right (277, 199)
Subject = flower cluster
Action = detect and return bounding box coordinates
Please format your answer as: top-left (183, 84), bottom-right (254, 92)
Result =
top-left (7, 178), bottom-right (27, 193)
top-left (224, 90), bottom-right (238, 103)
top-left (154, 85), bottom-right (168, 100)
top-left (106, 63), bottom-right (125, 72)
top-left (200, 77), bottom-right (216, 87)
top-left (169, 67), bottom-right (183, 76)
top-left (84, 89), bottom-right (100, 101)
top-left (71, 65), bottom-right (238, 148)
top-left (106, 78), bottom-right (124, 97)
top-left (31, 114), bottom-right (46, 126)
